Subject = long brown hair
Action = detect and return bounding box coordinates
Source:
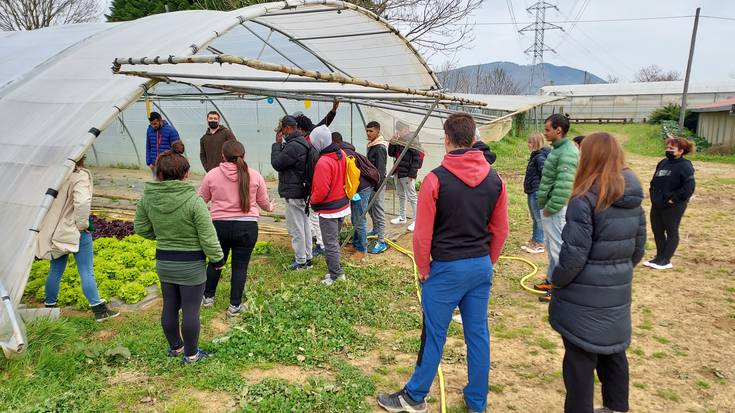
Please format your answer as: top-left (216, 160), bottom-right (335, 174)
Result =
top-left (571, 132), bottom-right (626, 212)
top-left (156, 140), bottom-right (189, 181)
top-left (222, 140), bottom-right (251, 213)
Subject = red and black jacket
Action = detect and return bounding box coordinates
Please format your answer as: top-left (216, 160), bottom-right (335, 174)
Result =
top-left (413, 148), bottom-right (509, 277)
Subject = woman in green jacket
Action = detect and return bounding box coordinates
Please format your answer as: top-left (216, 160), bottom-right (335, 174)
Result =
top-left (135, 141), bottom-right (225, 364)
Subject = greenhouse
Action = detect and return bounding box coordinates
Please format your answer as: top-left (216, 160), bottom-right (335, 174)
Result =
top-left (0, 0), bottom-right (556, 356)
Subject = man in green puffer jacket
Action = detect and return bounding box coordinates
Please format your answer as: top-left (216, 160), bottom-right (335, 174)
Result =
top-left (535, 114), bottom-right (579, 300)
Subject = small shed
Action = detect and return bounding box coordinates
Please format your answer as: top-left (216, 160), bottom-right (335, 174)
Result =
top-left (691, 98), bottom-right (735, 147)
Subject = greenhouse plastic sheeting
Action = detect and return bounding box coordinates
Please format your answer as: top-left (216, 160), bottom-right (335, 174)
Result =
top-left (0, 0), bottom-right (438, 356)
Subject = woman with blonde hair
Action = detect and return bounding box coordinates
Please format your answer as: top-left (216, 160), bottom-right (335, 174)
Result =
top-left (549, 132), bottom-right (646, 413)
top-left (522, 132), bottom-right (551, 254)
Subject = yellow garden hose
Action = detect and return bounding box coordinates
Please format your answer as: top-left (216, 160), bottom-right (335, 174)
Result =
top-left (502, 255), bottom-right (546, 295)
top-left (95, 204), bottom-right (539, 412)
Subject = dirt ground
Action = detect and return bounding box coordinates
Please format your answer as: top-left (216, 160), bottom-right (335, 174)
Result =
top-left (89, 140), bottom-right (735, 413)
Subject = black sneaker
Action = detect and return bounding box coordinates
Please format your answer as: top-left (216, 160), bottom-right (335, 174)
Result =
top-left (376, 389), bottom-right (427, 413)
top-left (289, 259), bottom-right (314, 271)
top-left (90, 301), bottom-right (120, 322)
top-left (44, 302), bottom-right (57, 308)
top-left (167, 346), bottom-right (184, 357)
top-left (312, 245), bottom-right (326, 258)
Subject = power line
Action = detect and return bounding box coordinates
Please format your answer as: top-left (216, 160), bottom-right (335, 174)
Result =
top-left (455, 15), bottom-right (696, 25)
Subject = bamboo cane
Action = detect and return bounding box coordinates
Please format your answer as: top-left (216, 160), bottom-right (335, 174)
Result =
top-left (112, 54), bottom-right (487, 107)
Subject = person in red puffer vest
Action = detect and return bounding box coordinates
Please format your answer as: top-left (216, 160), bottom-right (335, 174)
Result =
top-left (309, 125), bottom-right (351, 285)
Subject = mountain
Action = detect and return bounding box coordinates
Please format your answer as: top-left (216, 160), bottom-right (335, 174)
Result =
top-left (437, 61), bottom-right (606, 95)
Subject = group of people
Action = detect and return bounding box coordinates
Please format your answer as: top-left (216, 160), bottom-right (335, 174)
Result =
top-left (34, 103), bottom-right (697, 411)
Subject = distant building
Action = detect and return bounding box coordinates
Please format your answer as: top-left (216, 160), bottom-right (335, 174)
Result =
top-left (539, 81), bottom-right (735, 122)
top-left (691, 98), bottom-right (735, 148)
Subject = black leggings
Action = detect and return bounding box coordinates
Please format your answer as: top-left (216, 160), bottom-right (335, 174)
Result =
top-left (160, 281), bottom-right (205, 357)
top-left (650, 203), bottom-right (687, 263)
top-left (205, 220), bottom-right (258, 306)
top-left (562, 337), bottom-right (629, 413)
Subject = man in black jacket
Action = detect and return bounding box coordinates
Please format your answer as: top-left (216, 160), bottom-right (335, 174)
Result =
top-left (472, 127), bottom-right (497, 165)
top-left (388, 121), bottom-right (423, 232)
top-left (366, 121), bottom-right (388, 253)
top-left (271, 115), bottom-right (314, 270)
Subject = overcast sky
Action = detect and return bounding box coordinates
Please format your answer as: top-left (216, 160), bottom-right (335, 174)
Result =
top-left (439, 0), bottom-right (735, 82)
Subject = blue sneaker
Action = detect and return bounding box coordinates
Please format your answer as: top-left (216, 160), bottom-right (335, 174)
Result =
top-left (367, 230), bottom-right (379, 238)
top-left (369, 241), bottom-right (388, 254)
top-left (182, 349), bottom-right (210, 365)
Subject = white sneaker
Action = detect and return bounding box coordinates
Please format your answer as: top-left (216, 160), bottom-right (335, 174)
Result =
top-left (407, 221), bottom-right (415, 232)
top-left (390, 217), bottom-right (407, 225)
top-left (321, 273), bottom-right (346, 286)
top-left (201, 296), bottom-right (214, 307)
top-left (452, 313), bottom-right (463, 324)
top-left (649, 261), bottom-right (673, 270)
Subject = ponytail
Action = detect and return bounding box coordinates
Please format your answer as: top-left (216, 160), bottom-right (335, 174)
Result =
top-left (222, 140), bottom-right (251, 213)
top-left (236, 156), bottom-right (251, 213)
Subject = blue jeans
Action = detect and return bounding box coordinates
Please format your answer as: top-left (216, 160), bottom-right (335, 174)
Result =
top-left (541, 206), bottom-right (567, 282)
top-left (351, 187), bottom-right (373, 252)
top-left (405, 255), bottom-right (493, 412)
top-left (527, 192), bottom-right (544, 243)
top-left (45, 231), bottom-right (102, 306)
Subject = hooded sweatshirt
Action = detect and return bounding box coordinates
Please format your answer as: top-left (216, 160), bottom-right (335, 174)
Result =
top-left (199, 162), bottom-right (273, 220)
top-left (413, 149), bottom-right (509, 277)
top-left (134, 180), bottom-right (224, 266)
top-left (367, 135), bottom-right (388, 181)
top-left (310, 125), bottom-right (350, 215)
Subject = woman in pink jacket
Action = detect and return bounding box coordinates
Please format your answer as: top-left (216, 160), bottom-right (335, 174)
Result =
top-left (199, 140), bottom-right (275, 316)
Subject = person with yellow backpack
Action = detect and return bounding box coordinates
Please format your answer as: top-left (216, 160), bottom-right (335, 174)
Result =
top-left (309, 125), bottom-right (351, 285)
top-left (332, 132), bottom-right (381, 260)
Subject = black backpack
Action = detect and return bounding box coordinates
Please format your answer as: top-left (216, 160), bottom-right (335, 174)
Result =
top-left (294, 140), bottom-right (319, 213)
top-left (352, 152), bottom-right (381, 189)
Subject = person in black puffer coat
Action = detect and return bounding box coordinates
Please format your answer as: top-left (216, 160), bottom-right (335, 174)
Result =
top-left (472, 128), bottom-right (497, 165)
top-left (271, 115), bottom-right (316, 270)
top-left (549, 132), bottom-right (646, 413)
top-left (644, 136), bottom-right (695, 271)
top-left (388, 121), bottom-right (424, 230)
top-left (522, 132), bottom-right (551, 254)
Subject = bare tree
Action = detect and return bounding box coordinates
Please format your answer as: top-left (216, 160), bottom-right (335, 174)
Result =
top-left (479, 67), bottom-right (520, 95)
top-left (435, 59), bottom-right (459, 90)
top-left (0, 0), bottom-right (100, 30)
top-left (606, 74), bottom-right (619, 84)
top-left (635, 65), bottom-right (681, 82)
top-left (372, 0), bottom-right (483, 58)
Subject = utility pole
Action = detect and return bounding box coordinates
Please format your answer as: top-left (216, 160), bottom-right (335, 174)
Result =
top-left (519, 1), bottom-right (563, 94)
top-left (679, 7), bottom-right (700, 130)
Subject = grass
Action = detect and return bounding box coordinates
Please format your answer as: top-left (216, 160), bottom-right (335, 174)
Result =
top-left (571, 123), bottom-right (735, 164)
top-left (656, 388), bottom-right (682, 402)
top-left (7, 124), bottom-right (734, 412)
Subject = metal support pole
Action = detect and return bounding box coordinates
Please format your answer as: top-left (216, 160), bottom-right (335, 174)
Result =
top-left (342, 100), bottom-right (439, 246)
top-left (186, 83), bottom-right (232, 130)
top-left (118, 115), bottom-right (143, 165)
top-left (150, 99), bottom-right (177, 131)
top-left (679, 7), bottom-right (700, 130)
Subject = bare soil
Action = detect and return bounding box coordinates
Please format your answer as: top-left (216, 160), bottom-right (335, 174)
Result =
top-left (88, 147), bottom-right (735, 412)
